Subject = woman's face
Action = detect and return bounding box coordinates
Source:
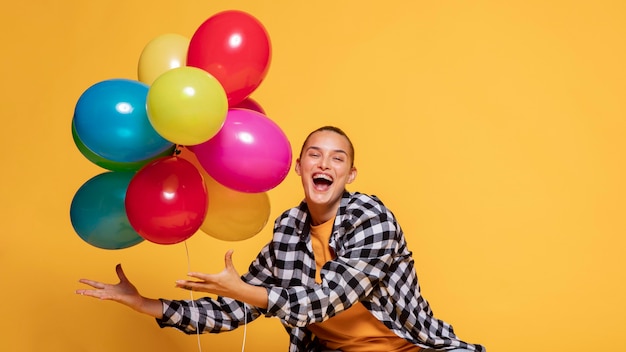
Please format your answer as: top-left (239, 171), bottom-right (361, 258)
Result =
top-left (295, 130), bottom-right (357, 211)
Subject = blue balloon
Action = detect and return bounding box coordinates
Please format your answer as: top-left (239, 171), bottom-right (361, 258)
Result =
top-left (74, 79), bottom-right (173, 163)
top-left (70, 171), bottom-right (144, 250)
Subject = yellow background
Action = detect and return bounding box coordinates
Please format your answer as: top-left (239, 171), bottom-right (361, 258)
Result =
top-left (1, 1), bottom-right (625, 351)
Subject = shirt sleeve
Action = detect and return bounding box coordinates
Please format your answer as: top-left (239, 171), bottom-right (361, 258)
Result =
top-left (265, 201), bottom-right (402, 327)
top-left (156, 295), bottom-right (262, 334)
top-left (156, 241), bottom-right (279, 334)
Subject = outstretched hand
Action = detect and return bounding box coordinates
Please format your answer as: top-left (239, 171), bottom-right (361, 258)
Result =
top-left (76, 251), bottom-right (268, 313)
top-left (76, 264), bottom-right (163, 318)
top-left (175, 249), bottom-right (243, 296)
top-left (175, 250), bottom-right (269, 309)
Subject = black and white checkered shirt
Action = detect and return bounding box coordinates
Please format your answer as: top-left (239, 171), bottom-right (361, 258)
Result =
top-left (158, 192), bottom-right (485, 352)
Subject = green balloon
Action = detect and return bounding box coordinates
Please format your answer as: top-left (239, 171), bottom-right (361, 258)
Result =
top-left (70, 171), bottom-right (144, 250)
top-left (72, 119), bottom-right (175, 172)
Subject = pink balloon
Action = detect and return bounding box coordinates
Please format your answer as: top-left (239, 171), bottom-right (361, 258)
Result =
top-left (192, 109), bottom-right (292, 193)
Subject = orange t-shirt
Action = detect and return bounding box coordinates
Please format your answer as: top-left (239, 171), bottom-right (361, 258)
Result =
top-left (307, 218), bottom-right (421, 352)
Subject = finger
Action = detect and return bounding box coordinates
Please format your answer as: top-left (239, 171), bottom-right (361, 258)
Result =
top-left (175, 280), bottom-right (195, 290)
top-left (76, 289), bottom-right (107, 299)
top-left (187, 272), bottom-right (210, 280)
top-left (115, 263), bottom-right (129, 283)
top-left (224, 249), bottom-right (234, 269)
top-left (78, 279), bottom-right (106, 289)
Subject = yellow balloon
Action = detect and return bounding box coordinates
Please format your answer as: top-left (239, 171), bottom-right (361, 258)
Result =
top-left (178, 148), bottom-right (270, 241)
top-left (138, 33), bottom-right (190, 85)
top-left (201, 174), bottom-right (271, 241)
top-left (146, 66), bottom-right (228, 146)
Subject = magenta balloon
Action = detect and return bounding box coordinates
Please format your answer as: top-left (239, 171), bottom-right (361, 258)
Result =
top-left (192, 109), bottom-right (292, 193)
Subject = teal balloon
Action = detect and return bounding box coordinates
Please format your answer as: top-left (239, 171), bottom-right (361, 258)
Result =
top-left (71, 119), bottom-right (175, 172)
top-left (73, 78), bottom-right (174, 163)
top-left (70, 171), bottom-right (144, 250)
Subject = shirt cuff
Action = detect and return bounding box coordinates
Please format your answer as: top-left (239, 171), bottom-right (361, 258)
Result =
top-left (155, 298), bottom-right (180, 327)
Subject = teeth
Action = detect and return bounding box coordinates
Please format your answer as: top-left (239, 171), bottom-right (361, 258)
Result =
top-left (313, 173), bottom-right (333, 182)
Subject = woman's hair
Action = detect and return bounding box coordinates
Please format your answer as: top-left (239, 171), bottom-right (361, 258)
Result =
top-left (299, 126), bottom-right (355, 167)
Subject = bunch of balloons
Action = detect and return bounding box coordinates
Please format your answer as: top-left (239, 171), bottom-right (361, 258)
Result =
top-left (70, 10), bottom-right (292, 250)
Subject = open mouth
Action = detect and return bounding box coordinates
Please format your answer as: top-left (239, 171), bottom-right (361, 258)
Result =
top-left (312, 173), bottom-right (333, 190)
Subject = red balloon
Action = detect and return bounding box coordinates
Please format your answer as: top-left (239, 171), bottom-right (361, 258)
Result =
top-left (233, 97), bottom-right (266, 115)
top-left (187, 10), bottom-right (271, 107)
top-left (125, 156), bottom-right (208, 244)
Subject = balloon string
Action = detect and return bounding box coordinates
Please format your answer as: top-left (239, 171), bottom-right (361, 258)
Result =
top-left (242, 304), bottom-right (247, 352)
top-left (184, 241), bottom-right (203, 352)
top-left (183, 241), bottom-right (246, 352)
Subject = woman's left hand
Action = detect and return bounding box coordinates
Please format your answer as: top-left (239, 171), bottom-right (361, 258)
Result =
top-left (175, 250), bottom-right (269, 308)
top-left (176, 249), bottom-right (242, 296)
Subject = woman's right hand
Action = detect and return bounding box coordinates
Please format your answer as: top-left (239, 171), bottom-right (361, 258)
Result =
top-left (76, 264), bottom-right (163, 319)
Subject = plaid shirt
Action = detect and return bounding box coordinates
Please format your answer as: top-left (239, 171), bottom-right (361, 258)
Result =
top-left (158, 192), bottom-right (485, 352)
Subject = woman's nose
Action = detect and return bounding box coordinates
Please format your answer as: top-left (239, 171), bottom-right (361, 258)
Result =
top-left (318, 156), bottom-right (330, 169)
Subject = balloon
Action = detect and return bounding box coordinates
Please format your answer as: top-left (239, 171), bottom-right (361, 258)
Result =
top-left (74, 79), bottom-right (173, 162)
top-left (138, 33), bottom-right (190, 85)
top-left (233, 97), bottom-right (266, 115)
top-left (71, 118), bottom-right (175, 172)
top-left (70, 172), bottom-right (144, 250)
top-left (147, 66), bottom-right (228, 146)
top-left (187, 10), bottom-right (271, 106)
top-left (201, 173), bottom-right (271, 241)
top-left (125, 156), bottom-right (208, 245)
top-left (179, 148), bottom-right (270, 241)
top-left (192, 109), bottom-right (292, 193)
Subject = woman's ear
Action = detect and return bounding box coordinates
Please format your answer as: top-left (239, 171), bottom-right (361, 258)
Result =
top-left (347, 167), bottom-right (357, 184)
top-left (295, 158), bottom-right (302, 176)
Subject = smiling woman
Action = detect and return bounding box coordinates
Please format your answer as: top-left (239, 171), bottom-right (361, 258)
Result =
top-left (76, 126), bottom-right (485, 352)
top-left (3, 1), bottom-right (626, 351)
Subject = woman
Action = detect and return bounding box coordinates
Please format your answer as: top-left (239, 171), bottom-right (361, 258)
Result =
top-left (77, 126), bottom-right (485, 352)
